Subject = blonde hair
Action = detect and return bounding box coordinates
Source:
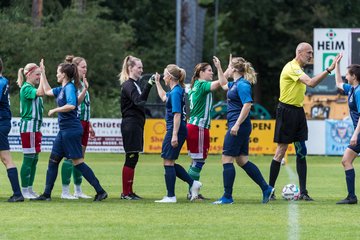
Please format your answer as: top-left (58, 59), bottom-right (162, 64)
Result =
top-left (166, 64), bottom-right (186, 88)
top-left (231, 57), bottom-right (257, 84)
top-left (118, 55), bottom-right (141, 84)
top-left (17, 63), bottom-right (39, 88)
top-left (64, 55), bottom-right (85, 66)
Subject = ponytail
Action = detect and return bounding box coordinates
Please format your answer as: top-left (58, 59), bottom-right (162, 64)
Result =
top-left (17, 63), bottom-right (39, 88)
top-left (231, 57), bottom-right (257, 85)
top-left (166, 64), bottom-right (186, 88)
top-left (243, 62), bottom-right (257, 84)
top-left (59, 63), bottom-right (81, 89)
top-left (17, 68), bottom-right (24, 88)
top-left (118, 55), bottom-right (141, 84)
top-left (72, 63), bottom-right (82, 89)
top-left (178, 68), bottom-right (186, 88)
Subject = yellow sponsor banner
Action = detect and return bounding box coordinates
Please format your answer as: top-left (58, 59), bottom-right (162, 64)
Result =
top-left (144, 119), bottom-right (295, 155)
top-left (209, 120), bottom-right (295, 154)
top-left (144, 119), bottom-right (188, 153)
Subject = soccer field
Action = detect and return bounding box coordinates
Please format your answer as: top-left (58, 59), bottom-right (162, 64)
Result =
top-left (0, 153), bottom-right (359, 240)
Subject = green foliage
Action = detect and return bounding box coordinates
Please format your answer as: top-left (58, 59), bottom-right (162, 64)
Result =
top-left (2, 0), bottom-right (360, 117)
top-left (1, 1), bottom-right (134, 117)
top-left (202, 0), bottom-right (360, 115)
top-left (1, 0), bottom-right (178, 117)
top-left (100, 0), bottom-right (176, 72)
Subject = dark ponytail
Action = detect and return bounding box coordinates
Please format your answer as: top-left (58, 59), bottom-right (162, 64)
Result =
top-left (59, 63), bottom-right (81, 89)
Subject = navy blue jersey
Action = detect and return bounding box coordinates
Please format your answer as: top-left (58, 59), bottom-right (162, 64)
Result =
top-left (226, 77), bottom-right (253, 125)
top-left (0, 76), bottom-right (11, 120)
top-left (52, 82), bottom-right (81, 130)
top-left (165, 85), bottom-right (187, 131)
top-left (344, 83), bottom-right (360, 129)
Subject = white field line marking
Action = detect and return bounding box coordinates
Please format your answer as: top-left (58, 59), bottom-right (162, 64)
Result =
top-left (285, 165), bottom-right (299, 240)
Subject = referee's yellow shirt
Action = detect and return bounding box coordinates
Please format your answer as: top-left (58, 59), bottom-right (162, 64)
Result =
top-left (278, 59), bottom-right (306, 107)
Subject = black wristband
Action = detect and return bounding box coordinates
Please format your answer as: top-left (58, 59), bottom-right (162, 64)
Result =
top-left (326, 68), bottom-right (331, 74)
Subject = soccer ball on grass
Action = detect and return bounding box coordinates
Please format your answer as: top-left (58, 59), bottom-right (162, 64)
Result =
top-left (281, 184), bottom-right (300, 200)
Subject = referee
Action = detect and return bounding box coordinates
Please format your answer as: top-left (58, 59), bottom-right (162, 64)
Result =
top-left (269, 42), bottom-right (341, 201)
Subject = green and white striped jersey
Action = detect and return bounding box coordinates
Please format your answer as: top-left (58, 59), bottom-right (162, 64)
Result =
top-left (188, 80), bottom-right (212, 129)
top-left (78, 80), bottom-right (90, 121)
top-left (19, 82), bottom-right (43, 133)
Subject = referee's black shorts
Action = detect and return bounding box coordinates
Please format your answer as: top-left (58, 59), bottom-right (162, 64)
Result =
top-left (121, 118), bottom-right (144, 153)
top-left (273, 102), bottom-right (308, 144)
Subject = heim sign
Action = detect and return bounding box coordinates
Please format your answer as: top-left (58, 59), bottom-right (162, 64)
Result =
top-left (313, 28), bottom-right (351, 75)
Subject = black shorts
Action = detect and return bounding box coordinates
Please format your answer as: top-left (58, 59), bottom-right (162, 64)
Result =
top-left (121, 118), bottom-right (144, 153)
top-left (274, 102), bottom-right (308, 144)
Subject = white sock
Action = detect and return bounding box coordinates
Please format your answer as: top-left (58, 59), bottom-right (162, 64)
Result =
top-left (22, 187), bottom-right (29, 195)
top-left (75, 185), bottom-right (82, 193)
top-left (62, 185), bottom-right (70, 195)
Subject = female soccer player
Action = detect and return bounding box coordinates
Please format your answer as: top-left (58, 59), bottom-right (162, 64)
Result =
top-left (119, 55), bottom-right (155, 200)
top-left (213, 55), bottom-right (274, 204)
top-left (60, 55), bottom-right (93, 200)
top-left (0, 57), bottom-right (24, 202)
top-left (335, 53), bottom-right (359, 204)
top-left (186, 57), bottom-right (226, 200)
top-left (17, 60), bottom-right (45, 199)
top-left (32, 62), bottom-right (107, 201)
top-left (154, 64), bottom-right (202, 203)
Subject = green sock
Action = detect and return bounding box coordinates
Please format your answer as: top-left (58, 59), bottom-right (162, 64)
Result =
top-left (20, 154), bottom-right (35, 188)
top-left (73, 166), bottom-right (83, 185)
top-left (29, 153), bottom-right (39, 187)
top-left (188, 166), bottom-right (201, 181)
top-left (61, 159), bottom-right (73, 185)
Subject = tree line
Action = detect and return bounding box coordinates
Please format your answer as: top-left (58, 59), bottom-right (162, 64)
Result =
top-left (1, 0), bottom-right (359, 117)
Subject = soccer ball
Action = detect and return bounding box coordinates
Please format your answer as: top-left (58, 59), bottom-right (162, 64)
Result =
top-left (281, 184), bottom-right (300, 200)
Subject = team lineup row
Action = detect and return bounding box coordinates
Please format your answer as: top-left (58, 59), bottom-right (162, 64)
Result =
top-left (0, 42), bottom-right (359, 204)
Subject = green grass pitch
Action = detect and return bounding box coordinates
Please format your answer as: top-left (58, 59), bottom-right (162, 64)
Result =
top-left (0, 153), bottom-right (359, 239)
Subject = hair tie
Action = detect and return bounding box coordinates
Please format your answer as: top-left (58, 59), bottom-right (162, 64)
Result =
top-left (25, 66), bottom-right (38, 76)
top-left (165, 68), bottom-right (176, 80)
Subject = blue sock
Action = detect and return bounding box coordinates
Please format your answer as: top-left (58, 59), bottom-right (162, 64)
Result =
top-left (242, 161), bottom-right (268, 192)
top-left (223, 163), bottom-right (235, 199)
top-left (44, 161), bottom-right (60, 197)
top-left (164, 166), bottom-right (176, 197)
top-left (75, 162), bottom-right (104, 194)
top-left (345, 169), bottom-right (355, 197)
top-left (7, 167), bottom-right (22, 196)
top-left (174, 163), bottom-right (194, 187)
top-left (193, 160), bottom-right (205, 169)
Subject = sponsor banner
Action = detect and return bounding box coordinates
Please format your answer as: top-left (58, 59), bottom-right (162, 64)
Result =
top-left (209, 120), bottom-right (295, 155)
top-left (144, 119), bottom-right (295, 155)
top-left (89, 118), bottom-right (123, 153)
top-left (143, 119), bottom-right (187, 153)
top-left (9, 117), bottom-right (330, 155)
top-left (9, 118), bottom-right (124, 153)
top-left (314, 28), bottom-right (350, 75)
top-left (325, 119), bottom-right (353, 155)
